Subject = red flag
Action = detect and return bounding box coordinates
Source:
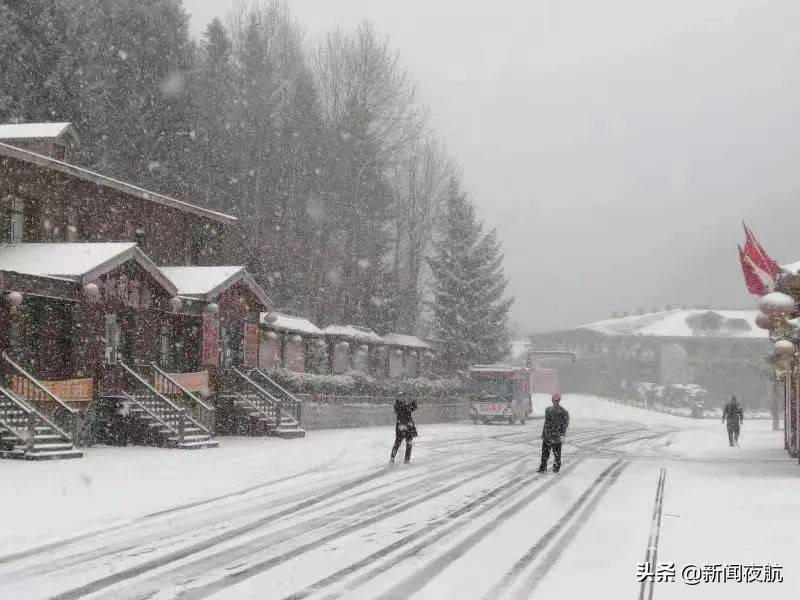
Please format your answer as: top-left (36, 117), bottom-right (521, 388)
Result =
top-left (743, 223), bottom-right (781, 280)
top-left (739, 245), bottom-right (767, 296)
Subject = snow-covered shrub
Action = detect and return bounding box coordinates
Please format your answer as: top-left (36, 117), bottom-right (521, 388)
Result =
top-left (265, 368), bottom-right (467, 400)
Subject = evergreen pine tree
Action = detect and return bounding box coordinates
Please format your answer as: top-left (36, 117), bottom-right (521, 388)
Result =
top-left (194, 18), bottom-right (237, 215)
top-left (427, 178), bottom-right (513, 370)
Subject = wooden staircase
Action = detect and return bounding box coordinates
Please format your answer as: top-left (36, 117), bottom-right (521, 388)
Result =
top-left (116, 361), bottom-right (218, 449)
top-left (0, 354), bottom-right (83, 460)
top-left (224, 368), bottom-right (305, 439)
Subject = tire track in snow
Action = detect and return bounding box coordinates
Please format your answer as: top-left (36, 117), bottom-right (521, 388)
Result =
top-left (638, 467), bottom-right (667, 600)
top-left (317, 427), bottom-right (648, 600)
top-left (1, 426), bottom-right (527, 568)
top-left (0, 442), bottom-right (357, 566)
top-left (279, 461), bottom-right (569, 600)
top-left (142, 428), bottom-right (641, 598)
top-left (5, 437), bottom-right (517, 580)
top-left (12, 425), bottom-right (642, 600)
top-left (125, 457), bottom-right (523, 600)
top-left (38, 462), bottom-right (406, 600)
top-left (506, 460), bottom-right (630, 599)
top-left (370, 459), bottom-right (626, 600)
top-left (46, 453), bottom-right (519, 600)
top-left (285, 428), bottom-right (643, 600)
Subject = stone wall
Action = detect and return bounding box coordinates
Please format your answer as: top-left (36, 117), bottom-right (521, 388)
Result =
top-left (299, 397), bottom-right (471, 430)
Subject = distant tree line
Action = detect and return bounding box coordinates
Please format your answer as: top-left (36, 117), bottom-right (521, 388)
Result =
top-left (0, 0), bottom-right (512, 369)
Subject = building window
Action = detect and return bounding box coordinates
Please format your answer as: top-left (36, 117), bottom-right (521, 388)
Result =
top-left (3, 195), bottom-right (25, 243)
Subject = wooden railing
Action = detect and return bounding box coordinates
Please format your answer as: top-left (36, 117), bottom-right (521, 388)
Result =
top-left (251, 369), bottom-right (303, 423)
top-left (1, 353), bottom-right (78, 443)
top-left (231, 367), bottom-right (299, 425)
top-left (233, 391), bottom-right (278, 424)
top-left (0, 386), bottom-right (38, 451)
top-left (120, 391), bottom-right (184, 441)
top-left (150, 364), bottom-right (215, 433)
top-left (118, 361), bottom-right (188, 443)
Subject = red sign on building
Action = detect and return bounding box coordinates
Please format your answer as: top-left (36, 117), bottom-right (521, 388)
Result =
top-left (202, 314), bottom-right (220, 366)
top-left (243, 322), bottom-right (259, 368)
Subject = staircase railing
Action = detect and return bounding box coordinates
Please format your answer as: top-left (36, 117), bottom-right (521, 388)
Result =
top-left (233, 391), bottom-right (278, 424)
top-left (1, 353), bottom-right (78, 443)
top-left (0, 386), bottom-right (38, 451)
top-left (250, 369), bottom-right (303, 423)
top-left (231, 367), bottom-right (289, 427)
top-left (118, 361), bottom-right (188, 443)
top-left (150, 363), bottom-right (215, 433)
top-left (120, 391), bottom-right (184, 441)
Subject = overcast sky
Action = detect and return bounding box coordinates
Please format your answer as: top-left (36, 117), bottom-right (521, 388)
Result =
top-left (183, 0), bottom-right (800, 334)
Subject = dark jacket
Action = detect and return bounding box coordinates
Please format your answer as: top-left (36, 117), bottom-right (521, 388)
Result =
top-left (394, 398), bottom-right (418, 437)
top-left (722, 402), bottom-right (743, 426)
top-left (542, 404), bottom-right (569, 444)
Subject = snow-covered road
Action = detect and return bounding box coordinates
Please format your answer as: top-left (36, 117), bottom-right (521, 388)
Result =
top-left (0, 395), bottom-right (797, 599)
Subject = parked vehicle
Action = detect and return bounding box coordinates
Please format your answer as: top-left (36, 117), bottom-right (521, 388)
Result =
top-left (468, 364), bottom-right (533, 425)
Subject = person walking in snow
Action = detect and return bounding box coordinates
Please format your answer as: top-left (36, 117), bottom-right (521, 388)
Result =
top-left (722, 394), bottom-right (744, 447)
top-left (539, 392), bottom-right (570, 473)
top-left (390, 392), bottom-right (418, 464)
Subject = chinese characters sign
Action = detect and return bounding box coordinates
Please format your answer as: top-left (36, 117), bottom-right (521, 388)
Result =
top-left (637, 562), bottom-right (783, 585)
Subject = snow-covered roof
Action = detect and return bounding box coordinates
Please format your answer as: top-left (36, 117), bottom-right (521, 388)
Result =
top-left (261, 312), bottom-right (323, 335)
top-left (160, 266), bottom-right (272, 308)
top-left (0, 242), bottom-right (176, 292)
top-left (160, 266), bottom-right (242, 295)
top-left (382, 333), bottom-right (431, 349)
top-left (581, 309), bottom-right (767, 339)
top-left (322, 324), bottom-right (385, 344)
top-left (781, 260), bottom-right (800, 274)
top-left (0, 142), bottom-right (234, 225)
top-left (0, 122), bottom-right (78, 144)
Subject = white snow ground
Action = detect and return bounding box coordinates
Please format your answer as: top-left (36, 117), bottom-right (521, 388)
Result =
top-left (0, 394), bottom-right (797, 599)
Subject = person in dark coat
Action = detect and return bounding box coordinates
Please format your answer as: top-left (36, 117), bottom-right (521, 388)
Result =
top-left (390, 393), bottom-right (418, 464)
top-left (722, 394), bottom-right (744, 447)
top-left (538, 392), bottom-right (570, 473)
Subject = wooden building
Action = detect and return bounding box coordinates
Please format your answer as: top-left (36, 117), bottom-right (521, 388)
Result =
top-left (382, 333), bottom-right (433, 378)
top-left (533, 309), bottom-right (771, 408)
top-left (0, 123), bottom-right (306, 458)
top-left (321, 325), bottom-right (386, 375)
top-left (159, 266), bottom-right (272, 372)
top-left (157, 266), bottom-right (303, 439)
top-left (0, 138), bottom-right (233, 265)
top-left (0, 122), bottom-right (79, 162)
top-left (259, 313), bottom-right (325, 373)
top-left (0, 242), bottom-right (194, 457)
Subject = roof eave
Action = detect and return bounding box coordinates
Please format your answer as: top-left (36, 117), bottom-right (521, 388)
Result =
top-left (0, 142), bottom-right (236, 225)
top-left (202, 268), bottom-right (272, 309)
top-left (80, 246), bottom-right (178, 296)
